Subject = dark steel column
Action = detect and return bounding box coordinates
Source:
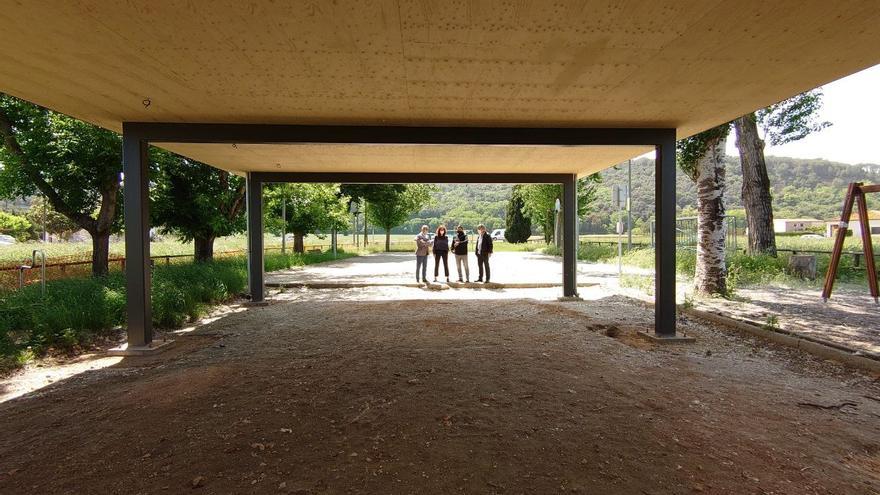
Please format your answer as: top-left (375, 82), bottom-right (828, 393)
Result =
top-left (123, 132), bottom-right (151, 347)
top-left (562, 174), bottom-right (578, 297)
top-left (246, 173), bottom-right (264, 302)
top-left (655, 135), bottom-right (677, 336)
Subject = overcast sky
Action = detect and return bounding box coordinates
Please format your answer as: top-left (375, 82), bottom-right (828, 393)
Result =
top-left (723, 63), bottom-right (880, 165)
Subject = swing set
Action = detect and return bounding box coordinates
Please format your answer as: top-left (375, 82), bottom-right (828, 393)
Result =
top-left (821, 182), bottom-right (879, 303)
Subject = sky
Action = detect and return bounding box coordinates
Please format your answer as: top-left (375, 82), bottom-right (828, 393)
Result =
top-left (723, 63), bottom-right (880, 165)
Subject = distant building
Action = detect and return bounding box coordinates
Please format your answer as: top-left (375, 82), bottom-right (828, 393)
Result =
top-left (825, 210), bottom-right (880, 237)
top-left (773, 218), bottom-right (824, 233)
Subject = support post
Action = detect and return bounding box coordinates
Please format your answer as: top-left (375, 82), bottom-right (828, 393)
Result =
top-left (123, 132), bottom-right (151, 347)
top-left (654, 135), bottom-right (677, 336)
top-left (246, 173), bottom-right (265, 303)
top-left (562, 174), bottom-right (578, 298)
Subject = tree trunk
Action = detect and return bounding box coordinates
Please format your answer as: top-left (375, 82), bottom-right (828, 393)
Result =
top-left (194, 234), bottom-right (216, 262)
top-left (90, 230), bottom-right (110, 277)
top-left (385, 229), bottom-right (391, 252)
top-left (694, 134), bottom-right (728, 296)
top-left (734, 114), bottom-right (777, 256)
top-left (293, 232), bottom-right (305, 253)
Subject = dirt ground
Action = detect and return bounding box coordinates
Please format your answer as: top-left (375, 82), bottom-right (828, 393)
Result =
top-left (695, 285), bottom-right (880, 356)
top-left (1, 287), bottom-right (879, 494)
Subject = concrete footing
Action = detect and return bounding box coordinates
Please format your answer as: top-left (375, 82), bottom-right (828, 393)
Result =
top-left (243, 300), bottom-right (270, 307)
top-left (637, 331), bottom-right (696, 344)
top-left (108, 339), bottom-right (175, 356)
top-left (557, 295), bottom-right (583, 302)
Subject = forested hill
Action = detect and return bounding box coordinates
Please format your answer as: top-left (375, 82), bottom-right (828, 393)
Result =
top-left (400, 184), bottom-right (511, 233)
top-left (587, 156), bottom-right (880, 233)
top-left (397, 156), bottom-right (880, 235)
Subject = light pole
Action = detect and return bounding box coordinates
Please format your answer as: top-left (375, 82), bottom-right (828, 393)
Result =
top-left (349, 201), bottom-right (360, 248)
top-left (627, 159), bottom-right (632, 251)
top-left (554, 197), bottom-right (561, 249)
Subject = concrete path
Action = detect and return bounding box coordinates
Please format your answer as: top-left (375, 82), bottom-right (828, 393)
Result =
top-left (266, 251), bottom-right (648, 288)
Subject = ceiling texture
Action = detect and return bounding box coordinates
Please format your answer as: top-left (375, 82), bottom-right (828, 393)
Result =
top-left (0, 0), bottom-right (878, 176)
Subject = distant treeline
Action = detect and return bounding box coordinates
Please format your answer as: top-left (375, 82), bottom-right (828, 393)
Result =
top-left (390, 156), bottom-right (880, 236)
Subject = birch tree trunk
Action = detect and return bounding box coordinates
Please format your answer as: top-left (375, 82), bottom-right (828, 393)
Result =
top-left (734, 114), bottom-right (777, 256)
top-left (694, 134), bottom-right (728, 295)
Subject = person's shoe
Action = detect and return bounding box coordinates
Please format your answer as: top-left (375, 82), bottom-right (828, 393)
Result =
top-left (466, 279), bottom-right (470, 283)
top-left (476, 279), bottom-right (483, 283)
top-left (457, 278), bottom-right (463, 283)
top-left (446, 277), bottom-right (450, 283)
top-left (433, 277), bottom-right (438, 282)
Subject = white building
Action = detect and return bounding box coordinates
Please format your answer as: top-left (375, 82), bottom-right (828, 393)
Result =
top-left (825, 210), bottom-right (880, 238)
top-left (773, 218), bottom-right (824, 233)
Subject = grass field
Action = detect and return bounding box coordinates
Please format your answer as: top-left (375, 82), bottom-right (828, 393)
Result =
top-left (0, 232), bottom-right (550, 265)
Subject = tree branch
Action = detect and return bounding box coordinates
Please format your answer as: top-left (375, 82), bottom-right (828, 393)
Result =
top-left (0, 106), bottom-right (96, 231)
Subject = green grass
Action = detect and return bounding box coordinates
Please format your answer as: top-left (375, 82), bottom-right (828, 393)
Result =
top-left (0, 249), bottom-right (355, 371)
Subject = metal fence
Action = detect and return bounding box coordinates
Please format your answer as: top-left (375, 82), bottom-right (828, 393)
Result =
top-left (650, 215), bottom-right (738, 251)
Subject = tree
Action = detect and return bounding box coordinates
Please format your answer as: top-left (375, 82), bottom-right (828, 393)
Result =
top-left (734, 89), bottom-right (831, 256)
top-left (520, 175), bottom-right (600, 244)
top-left (0, 94), bottom-right (122, 276)
top-left (339, 184), bottom-right (407, 246)
top-left (25, 196), bottom-right (78, 240)
top-left (265, 183), bottom-right (348, 253)
top-left (0, 210), bottom-right (31, 241)
top-left (504, 186), bottom-right (531, 243)
top-left (151, 151), bottom-right (246, 261)
top-left (679, 124), bottom-right (730, 296)
top-left (365, 184), bottom-right (436, 251)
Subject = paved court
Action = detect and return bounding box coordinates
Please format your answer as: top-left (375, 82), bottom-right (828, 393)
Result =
top-left (266, 251), bottom-right (648, 289)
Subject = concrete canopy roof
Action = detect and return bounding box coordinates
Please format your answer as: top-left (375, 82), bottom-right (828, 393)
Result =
top-left (1, 1), bottom-right (879, 176)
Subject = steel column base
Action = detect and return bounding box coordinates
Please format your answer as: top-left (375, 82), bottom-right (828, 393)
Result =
top-left (637, 331), bottom-right (695, 344)
top-left (107, 340), bottom-right (175, 356)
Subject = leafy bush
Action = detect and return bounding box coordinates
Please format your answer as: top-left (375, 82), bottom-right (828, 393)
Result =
top-left (0, 250), bottom-right (354, 366)
top-left (0, 210), bottom-right (33, 241)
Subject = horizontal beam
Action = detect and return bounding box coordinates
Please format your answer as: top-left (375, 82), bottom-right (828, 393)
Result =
top-left (123, 122), bottom-right (675, 146)
top-left (254, 172), bottom-right (570, 184)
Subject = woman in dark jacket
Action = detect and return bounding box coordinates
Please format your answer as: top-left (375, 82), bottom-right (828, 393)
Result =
top-left (432, 225), bottom-right (450, 283)
top-left (452, 225), bottom-right (469, 282)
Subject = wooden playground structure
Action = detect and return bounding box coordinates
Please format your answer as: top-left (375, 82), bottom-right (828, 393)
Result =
top-left (822, 182), bottom-right (880, 303)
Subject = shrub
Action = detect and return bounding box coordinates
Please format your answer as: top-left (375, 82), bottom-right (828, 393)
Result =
top-left (0, 250), bottom-right (354, 365)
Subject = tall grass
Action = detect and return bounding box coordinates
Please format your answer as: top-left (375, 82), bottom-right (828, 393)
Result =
top-left (0, 250), bottom-right (354, 370)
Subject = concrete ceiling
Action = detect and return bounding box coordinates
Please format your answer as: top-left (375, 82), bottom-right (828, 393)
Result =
top-left (1, 1), bottom-right (878, 176)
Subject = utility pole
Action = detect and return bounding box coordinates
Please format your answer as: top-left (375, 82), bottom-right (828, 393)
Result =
top-left (627, 159), bottom-right (632, 251)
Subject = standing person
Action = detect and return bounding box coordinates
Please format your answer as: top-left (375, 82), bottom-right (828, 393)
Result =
top-left (475, 224), bottom-right (493, 283)
top-left (414, 225), bottom-right (431, 284)
top-left (452, 225), bottom-right (470, 282)
top-left (432, 225), bottom-right (451, 283)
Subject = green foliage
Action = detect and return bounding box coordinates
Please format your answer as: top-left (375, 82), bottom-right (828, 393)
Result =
top-left (264, 183), bottom-right (349, 240)
top-left (404, 184), bottom-right (510, 233)
top-left (504, 186), bottom-right (531, 243)
top-left (592, 156), bottom-right (880, 234)
top-left (0, 93), bottom-right (123, 275)
top-left (365, 184), bottom-right (436, 233)
top-left (757, 89), bottom-right (831, 146)
top-left (151, 150), bottom-right (246, 247)
top-left (0, 210), bottom-right (31, 240)
top-left (0, 94), bottom-right (122, 230)
top-left (25, 197), bottom-right (78, 239)
top-left (520, 175), bottom-right (601, 242)
top-left (0, 250), bottom-right (354, 366)
top-left (677, 124), bottom-right (731, 181)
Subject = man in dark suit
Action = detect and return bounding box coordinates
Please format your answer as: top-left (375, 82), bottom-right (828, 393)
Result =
top-left (474, 224), bottom-right (493, 283)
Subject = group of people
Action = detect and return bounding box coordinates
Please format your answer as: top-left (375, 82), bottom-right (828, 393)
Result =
top-left (415, 224), bottom-right (493, 284)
